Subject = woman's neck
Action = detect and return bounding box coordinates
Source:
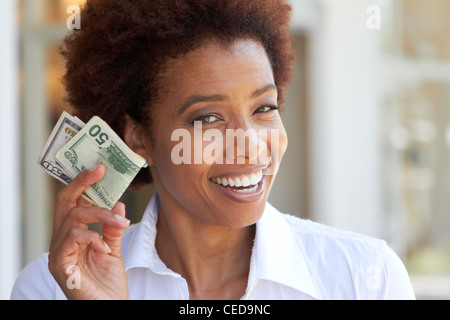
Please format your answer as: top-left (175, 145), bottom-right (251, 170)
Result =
top-left (155, 196), bottom-right (255, 300)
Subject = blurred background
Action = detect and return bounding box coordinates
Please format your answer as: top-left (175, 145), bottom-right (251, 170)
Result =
top-left (1, 0), bottom-right (449, 299)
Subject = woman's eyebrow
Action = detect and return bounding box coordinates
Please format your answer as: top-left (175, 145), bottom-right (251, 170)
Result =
top-left (251, 83), bottom-right (278, 98)
top-left (178, 94), bottom-right (227, 115)
top-left (177, 83), bottom-right (278, 115)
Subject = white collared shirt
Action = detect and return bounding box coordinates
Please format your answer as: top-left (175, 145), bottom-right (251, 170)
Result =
top-left (11, 194), bottom-right (415, 300)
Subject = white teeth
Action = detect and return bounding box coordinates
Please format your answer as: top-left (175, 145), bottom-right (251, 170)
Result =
top-left (210, 170), bottom-right (263, 192)
top-left (228, 184), bottom-right (258, 194)
top-left (241, 176), bottom-right (250, 187)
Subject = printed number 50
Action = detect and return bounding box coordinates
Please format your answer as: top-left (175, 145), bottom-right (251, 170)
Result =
top-left (89, 124), bottom-right (109, 146)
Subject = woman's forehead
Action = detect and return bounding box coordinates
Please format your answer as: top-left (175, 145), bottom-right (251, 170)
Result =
top-left (159, 39), bottom-right (274, 97)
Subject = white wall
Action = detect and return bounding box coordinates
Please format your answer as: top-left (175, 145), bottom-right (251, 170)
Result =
top-left (0, 0), bottom-right (21, 299)
top-left (308, 0), bottom-right (382, 237)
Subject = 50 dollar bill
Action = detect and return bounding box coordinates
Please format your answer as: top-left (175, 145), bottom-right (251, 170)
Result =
top-left (54, 116), bottom-right (147, 209)
top-left (38, 112), bottom-right (147, 209)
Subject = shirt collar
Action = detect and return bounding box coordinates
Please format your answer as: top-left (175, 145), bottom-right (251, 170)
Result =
top-left (123, 193), bottom-right (180, 277)
top-left (249, 202), bottom-right (320, 299)
top-left (123, 193), bottom-right (320, 299)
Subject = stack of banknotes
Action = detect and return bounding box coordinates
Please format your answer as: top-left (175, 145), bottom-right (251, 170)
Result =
top-left (38, 112), bottom-right (147, 209)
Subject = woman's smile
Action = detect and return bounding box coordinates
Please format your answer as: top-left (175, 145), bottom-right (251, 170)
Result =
top-left (210, 174), bottom-right (265, 202)
top-left (209, 168), bottom-right (266, 202)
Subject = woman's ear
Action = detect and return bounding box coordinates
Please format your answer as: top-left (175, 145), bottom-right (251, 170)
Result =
top-left (122, 114), bottom-right (154, 167)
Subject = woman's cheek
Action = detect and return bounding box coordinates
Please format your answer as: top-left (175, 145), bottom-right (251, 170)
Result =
top-left (260, 123), bottom-right (287, 177)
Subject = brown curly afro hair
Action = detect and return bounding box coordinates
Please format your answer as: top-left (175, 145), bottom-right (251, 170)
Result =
top-left (61, 0), bottom-right (296, 188)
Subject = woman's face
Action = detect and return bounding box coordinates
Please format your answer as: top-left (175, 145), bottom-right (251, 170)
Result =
top-left (142, 39), bottom-right (287, 228)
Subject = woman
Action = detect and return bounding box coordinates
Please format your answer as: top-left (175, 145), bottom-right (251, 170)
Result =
top-left (12, 0), bottom-right (415, 300)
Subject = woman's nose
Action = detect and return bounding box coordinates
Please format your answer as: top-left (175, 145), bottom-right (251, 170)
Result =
top-left (224, 124), bottom-right (269, 165)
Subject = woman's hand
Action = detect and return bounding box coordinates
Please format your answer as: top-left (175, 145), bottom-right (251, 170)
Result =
top-left (48, 163), bottom-right (130, 300)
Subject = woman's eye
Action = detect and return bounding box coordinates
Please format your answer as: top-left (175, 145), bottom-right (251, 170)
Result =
top-left (254, 105), bottom-right (279, 114)
top-left (192, 114), bottom-right (220, 124)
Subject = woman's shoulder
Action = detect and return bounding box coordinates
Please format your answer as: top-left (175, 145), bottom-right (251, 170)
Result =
top-left (264, 202), bottom-right (388, 257)
top-left (270, 208), bottom-right (415, 299)
top-left (282, 212), bottom-right (387, 251)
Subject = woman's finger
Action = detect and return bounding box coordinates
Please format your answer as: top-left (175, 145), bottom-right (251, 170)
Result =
top-left (53, 163), bottom-right (106, 233)
top-left (48, 228), bottom-right (112, 279)
top-left (66, 228), bottom-right (111, 255)
top-left (57, 163), bottom-right (105, 207)
top-left (64, 205), bottom-right (130, 229)
top-left (102, 202), bottom-right (128, 257)
top-left (76, 195), bottom-right (95, 208)
top-left (51, 205), bottom-right (129, 251)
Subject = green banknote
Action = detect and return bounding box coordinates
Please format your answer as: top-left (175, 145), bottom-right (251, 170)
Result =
top-left (55, 116), bottom-right (147, 209)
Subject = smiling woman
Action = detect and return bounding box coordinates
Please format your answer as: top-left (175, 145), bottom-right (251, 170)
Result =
top-left (11, 0), bottom-right (415, 300)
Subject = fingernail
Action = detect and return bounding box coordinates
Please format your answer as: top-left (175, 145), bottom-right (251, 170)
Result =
top-left (113, 213), bottom-right (130, 225)
top-left (88, 163), bottom-right (101, 172)
top-left (104, 241), bottom-right (112, 253)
